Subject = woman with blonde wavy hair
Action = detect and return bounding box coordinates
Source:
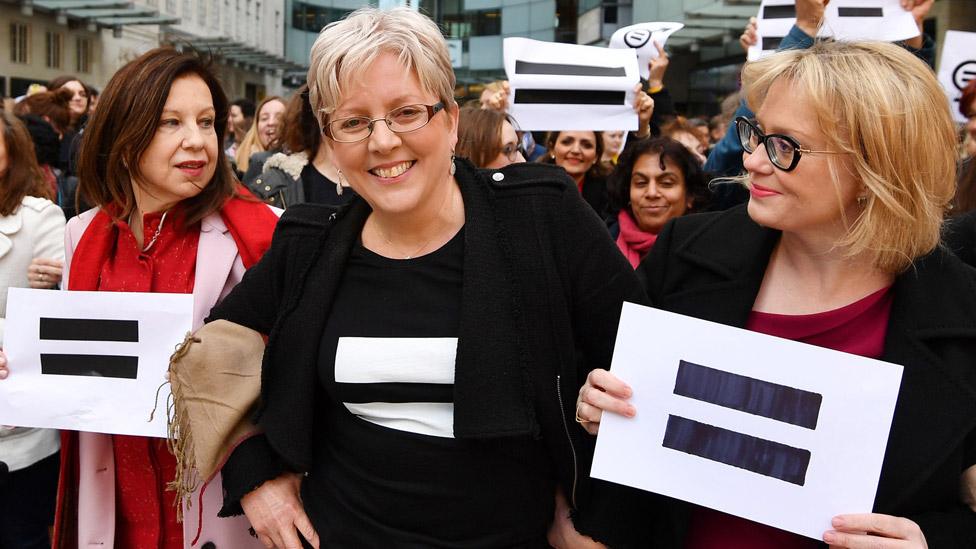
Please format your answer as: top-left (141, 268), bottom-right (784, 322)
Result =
top-left (573, 40), bottom-right (976, 549)
top-left (234, 95), bottom-right (285, 175)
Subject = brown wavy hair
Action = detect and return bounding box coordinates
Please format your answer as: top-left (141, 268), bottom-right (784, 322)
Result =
top-left (456, 106), bottom-right (517, 168)
top-left (13, 87), bottom-right (73, 134)
top-left (77, 47), bottom-right (237, 227)
top-left (0, 111), bottom-right (53, 216)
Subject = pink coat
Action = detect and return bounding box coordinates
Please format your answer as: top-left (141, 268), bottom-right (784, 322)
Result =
top-left (63, 209), bottom-right (271, 549)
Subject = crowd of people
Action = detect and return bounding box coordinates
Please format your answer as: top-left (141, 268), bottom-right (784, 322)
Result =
top-left (0, 0), bottom-right (973, 547)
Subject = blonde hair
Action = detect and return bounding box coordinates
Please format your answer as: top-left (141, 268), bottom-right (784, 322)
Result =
top-left (235, 96), bottom-right (283, 173)
top-left (307, 7), bottom-right (456, 127)
top-left (742, 41), bottom-right (957, 273)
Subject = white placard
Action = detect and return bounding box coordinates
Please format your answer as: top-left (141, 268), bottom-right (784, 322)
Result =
top-left (591, 302), bottom-right (904, 540)
top-left (1, 288), bottom-right (194, 437)
top-left (749, 0), bottom-right (919, 61)
top-left (504, 37), bottom-right (639, 131)
top-left (609, 22), bottom-right (684, 80)
top-left (938, 31), bottom-right (976, 124)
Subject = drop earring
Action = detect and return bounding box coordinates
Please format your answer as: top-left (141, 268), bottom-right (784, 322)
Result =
top-left (857, 195), bottom-right (867, 207)
top-left (450, 153), bottom-right (456, 176)
top-left (336, 169), bottom-right (344, 196)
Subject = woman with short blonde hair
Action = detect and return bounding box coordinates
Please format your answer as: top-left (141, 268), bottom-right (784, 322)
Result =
top-left (574, 40), bottom-right (976, 549)
top-left (206, 6), bottom-right (644, 548)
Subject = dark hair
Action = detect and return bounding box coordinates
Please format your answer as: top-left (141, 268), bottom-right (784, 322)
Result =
top-left (14, 87), bottom-right (73, 134)
top-left (539, 130), bottom-right (609, 179)
top-left (232, 98), bottom-right (256, 119)
top-left (456, 106), bottom-right (518, 168)
top-left (282, 85), bottom-right (320, 155)
top-left (609, 137), bottom-right (709, 215)
top-left (78, 47), bottom-right (237, 227)
top-left (0, 111), bottom-right (53, 216)
top-left (18, 114), bottom-right (61, 167)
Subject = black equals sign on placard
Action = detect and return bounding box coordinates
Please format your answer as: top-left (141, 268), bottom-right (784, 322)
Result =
top-left (39, 318), bottom-right (139, 379)
top-left (513, 60), bottom-right (627, 106)
top-left (663, 360), bottom-right (822, 486)
top-left (837, 7), bottom-right (884, 17)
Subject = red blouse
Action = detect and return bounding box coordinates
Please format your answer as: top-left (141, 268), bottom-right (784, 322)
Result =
top-left (98, 208), bottom-right (200, 549)
top-left (685, 286), bottom-right (894, 549)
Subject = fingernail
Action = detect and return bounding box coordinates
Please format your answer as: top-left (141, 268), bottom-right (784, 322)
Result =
top-left (626, 406), bottom-right (637, 417)
top-left (822, 532), bottom-right (836, 543)
top-left (0, 370), bottom-right (9, 380)
top-left (831, 516), bottom-right (845, 527)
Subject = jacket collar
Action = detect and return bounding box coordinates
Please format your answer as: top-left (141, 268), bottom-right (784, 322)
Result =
top-left (0, 208), bottom-right (22, 260)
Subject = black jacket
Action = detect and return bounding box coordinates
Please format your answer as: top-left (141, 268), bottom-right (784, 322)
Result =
top-left (579, 206), bottom-right (976, 548)
top-left (946, 210), bottom-right (976, 269)
top-left (208, 159), bottom-right (645, 523)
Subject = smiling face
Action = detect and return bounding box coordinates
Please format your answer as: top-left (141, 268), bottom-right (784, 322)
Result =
top-left (629, 152), bottom-right (690, 234)
top-left (553, 131), bottom-right (598, 181)
top-left (602, 131), bottom-right (625, 159)
top-left (325, 51), bottom-right (458, 217)
top-left (256, 99), bottom-right (286, 149)
top-left (484, 120), bottom-right (523, 169)
top-left (61, 79), bottom-right (89, 121)
top-left (744, 79), bottom-right (860, 239)
top-left (133, 74), bottom-right (218, 213)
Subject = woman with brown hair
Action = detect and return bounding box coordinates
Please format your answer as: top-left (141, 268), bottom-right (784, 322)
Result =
top-left (4, 47), bottom-right (280, 548)
top-left (247, 85), bottom-right (351, 208)
top-left (456, 105), bottom-right (525, 169)
top-left (47, 76), bottom-right (89, 131)
top-left (0, 110), bottom-right (65, 549)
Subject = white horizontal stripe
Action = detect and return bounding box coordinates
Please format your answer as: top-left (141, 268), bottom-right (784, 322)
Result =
top-left (343, 401), bottom-right (455, 438)
top-left (335, 337), bottom-right (457, 384)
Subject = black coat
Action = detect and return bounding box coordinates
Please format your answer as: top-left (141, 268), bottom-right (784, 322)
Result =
top-left (208, 159), bottom-right (645, 522)
top-left (946, 210), bottom-right (976, 269)
top-left (578, 205), bottom-right (976, 548)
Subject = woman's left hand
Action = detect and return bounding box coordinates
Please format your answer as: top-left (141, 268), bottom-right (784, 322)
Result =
top-left (823, 514), bottom-right (927, 548)
top-left (547, 487), bottom-right (606, 549)
top-left (28, 257), bottom-right (63, 289)
top-left (632, 85), bottom-right (654, 138)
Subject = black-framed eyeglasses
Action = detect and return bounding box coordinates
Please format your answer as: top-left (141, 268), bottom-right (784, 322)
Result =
top-left (324, 102), bottom-right (445, 143)
top-left (735, 116), bottom-right (842, 172)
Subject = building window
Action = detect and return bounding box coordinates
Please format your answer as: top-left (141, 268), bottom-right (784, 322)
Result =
top-left (442, 9), bottom-right (500, 39)
top-left (198, 0), bottom-right (206, 25)
top-left (10, 23), bottom-right (30, 64)
top-left (45, 31), bottom-right (63, 69)
top-left (291, 3), bottom-right (352, 32)
top-left (76, 37), bottom-right (92, 73)
top-left (166, 0), bottom-right (176, 15)
top-left (603, 5), bottom-right (617, 24)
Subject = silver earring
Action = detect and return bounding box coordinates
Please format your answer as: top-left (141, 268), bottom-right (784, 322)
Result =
top-left (450, 153), bottom-right (456, 176)
top-left (336, 169), bottom-right (344, 196)
top-left (857, 195), bottom-right (867, 207)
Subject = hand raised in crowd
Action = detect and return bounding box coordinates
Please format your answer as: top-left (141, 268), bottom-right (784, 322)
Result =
top-left (241, 472), bottom-right (320, 549)
top-left (901, 0), bottom-right (934, 49)
top-left (633, 85), bottom-right (655, 138)
top-left (574, 368), bottom-right (636, 436)
top-left (823, 513), bottom-right (927, 549)
top-left (795, 0), bottom-right (830, 38)
top-left (547, 487), bottom-right (607, 549)
top-left (27, 257), bottom-right (63, 289)
top-left (740, 17), bottom-right (758, 52)
top-left (481, 80), bottom-right (510, 113)
top-left (647, 41), bottom-right (669, 91)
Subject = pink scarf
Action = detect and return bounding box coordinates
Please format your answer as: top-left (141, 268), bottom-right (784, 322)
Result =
top-left (615, 210), bottom-right (657, 269)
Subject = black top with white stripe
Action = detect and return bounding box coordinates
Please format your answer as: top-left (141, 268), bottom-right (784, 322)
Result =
top-left (306, 227), bottom-right (555, 548)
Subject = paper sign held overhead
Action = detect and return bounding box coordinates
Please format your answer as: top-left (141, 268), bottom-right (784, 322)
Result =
top-left (608, 22), bottom-right (684, 80)
top-left (938, 31), bottom-right (976, 124)
top-left (1, 288), bottom-right (194, 438)
top-left (504, 37), bottom-right (640, 131)
top-left (749, 0), bottom-right (919, 61)
top-left (591, 302), bottom-right (904, 540)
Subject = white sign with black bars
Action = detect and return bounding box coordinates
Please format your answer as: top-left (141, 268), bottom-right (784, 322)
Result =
top-left (504, 37), bottom-right (640, 131)
top-left (591, 302), bottom-right (904, 540)
top-left (938, 31), bottom-right (976, 124)
top-left (0, 288), bottom-right (193, 437)
top-left (749, 0), bottom-right (919, 61)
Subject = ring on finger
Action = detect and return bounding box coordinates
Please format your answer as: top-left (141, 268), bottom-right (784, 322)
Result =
top-left (575, 403), bottom-right (590, 425)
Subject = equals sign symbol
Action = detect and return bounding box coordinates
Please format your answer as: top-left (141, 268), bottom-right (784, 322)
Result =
top-left (837, 7), bottom-right (885, 17)
top-left (39, 318), bottom-right (140, 379)
top-left (663, 360), bottom-right (823, 486)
